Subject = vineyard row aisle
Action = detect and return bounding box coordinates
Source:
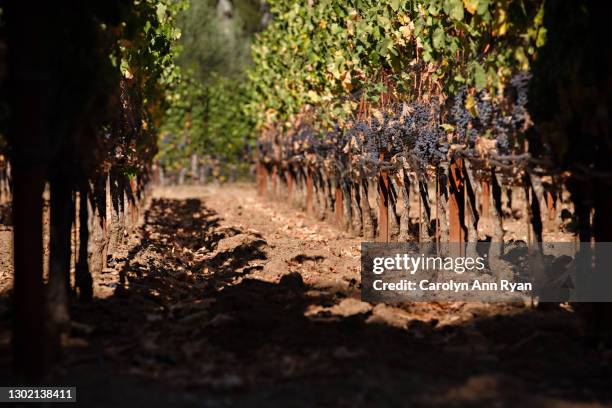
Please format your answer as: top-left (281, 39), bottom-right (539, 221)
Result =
top-left (0, 184), bottom-right (610, 406)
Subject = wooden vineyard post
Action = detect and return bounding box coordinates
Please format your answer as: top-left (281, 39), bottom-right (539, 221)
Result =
top-left (335, 183), bottom-right (343, 228)
top-left (259, 164), bottom-right (269, 196)
top-left (286, 169), bottom-right (293, 200)
top-left (448, 159), bottom-right (466, 255)
top-left (306, 168), bottom-right (314, 214)
top-left (379, 171), bottom-right (390, 243)
top-left (545, 189), bottom-right (555, 221)
top-left (436, 173), bottom-right (440, 253)
top-left (255, 162), bottom-right (261, 195)
top-left (418, 184), bottom-right (422, 242)
top-left (271, 164), bottom-right (278, 198)
top-left (129, 176), bottom-right (138, 226)
top-left (524, 173), bottom-right (544, 245)
top-left (481, 180), bottom-right (490, 218)
top-left (256, 163), bottom-right (262, 195)
top-left (12, 165), bottom-right (46, 381)
top-left (525, 185), bottom-right (532, 245)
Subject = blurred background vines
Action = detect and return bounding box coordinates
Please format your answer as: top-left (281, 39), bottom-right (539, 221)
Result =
top-left (157, 0), bottom-right (267, 183)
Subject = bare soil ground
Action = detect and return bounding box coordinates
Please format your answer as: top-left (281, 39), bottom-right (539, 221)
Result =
top-left (0, 184), bottom-right (611, 407)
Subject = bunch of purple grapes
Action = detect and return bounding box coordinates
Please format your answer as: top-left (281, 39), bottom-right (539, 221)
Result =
top-left (451, 87), bottom-right (470, 141)
top-left (262, 71), bottom-right (533, 174)
top-left (509, 72), bottom-right (531, 130)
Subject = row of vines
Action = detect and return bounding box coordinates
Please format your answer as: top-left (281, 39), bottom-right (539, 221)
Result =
top-left (248, 0), bottom-right (611, 249)
top-left (0, 1), bottom-right (186, 381)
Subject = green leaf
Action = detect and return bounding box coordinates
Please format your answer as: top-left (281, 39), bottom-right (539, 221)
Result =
top-left (454, 74), bottom-right (466, 83)
top-left (378, 37), bottom-right (393, 56)
top-left (536, 27), bottom-right (547, 48)
top-left (476, 0), bottom-right (490, 15)
top-left (377, 15), bottom-right (391, 30)
top-left (444, 0), bottom-right (465, 21)
top-left (473, 63), bottom-right (487, 90)
top-left (156, 3), bottom-right (167, 23)
top-left (432, 26), bottom-right (445, 50)
top-left (390, 0), bottom-right (401, 12)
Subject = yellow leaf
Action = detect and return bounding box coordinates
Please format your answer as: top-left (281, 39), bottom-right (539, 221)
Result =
top-left (492, 6), bottom-right (508, 37)
top-left (465, 94), bottom-right (478, 117)
top-left (341, 71), bottom-right (352, 91)
top-left (399, 25), bottom-right (412, 39)
top-left (307, 90), bottom-right (320, 102)
top-left (372, 109), bottom-right (384, 125)
top-left (347, 20), bottom-right (355, 36)
top-left (463, 0), bottom-right (478, 15)
top-left (398, 13), bottom-right (410, 25)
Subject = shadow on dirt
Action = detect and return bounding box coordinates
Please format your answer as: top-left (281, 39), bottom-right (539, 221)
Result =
top-left (2, 197), bottom-right (610, 407)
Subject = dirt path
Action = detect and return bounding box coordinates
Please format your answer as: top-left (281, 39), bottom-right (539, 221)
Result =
top-left (1, 184), bottom-right (611, 407)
